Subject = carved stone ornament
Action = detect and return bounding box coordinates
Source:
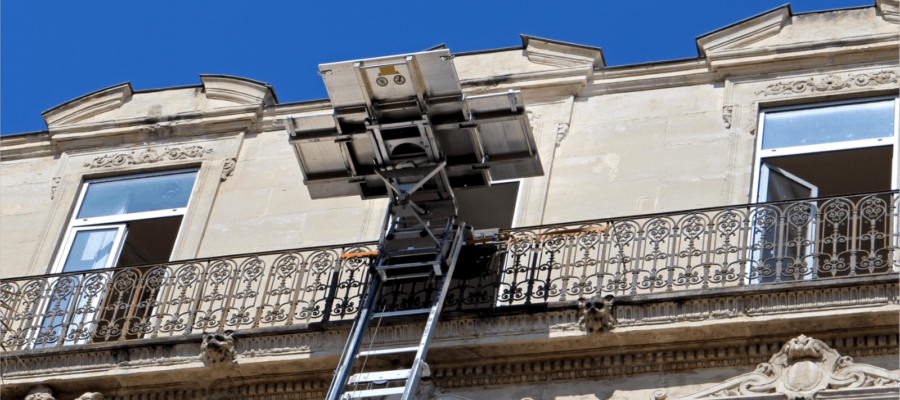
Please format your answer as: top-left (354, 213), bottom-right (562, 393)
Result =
top-left (74, 393), bottom-right (104, 400)
top-left (221, 158), bottom-right (236, 181)
top-left (25, 385), bottom-right (55, 400)
top-left (721, 106), bottom-right (734, 129)
top-left (755, 70), bottom-right (899, 96)
top-left (200, 330), bottom-right (236, 367)
top-left (653, 334), bottom-right (900, 400)
top-left (578, 295), bottom-right (615, 334)
top-left (83, 145), bottom-right (213, 169)
top-left (555, 123), bottom-right (570, 147)
top-left (50, 177), bottom-right (61, 200)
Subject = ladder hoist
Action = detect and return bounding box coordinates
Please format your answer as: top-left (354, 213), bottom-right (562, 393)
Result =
top-left (284, 48), bottom-right (543, 400)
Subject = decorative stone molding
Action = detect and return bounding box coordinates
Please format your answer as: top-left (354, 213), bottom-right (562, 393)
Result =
top-left (876, 0), bottom-right (899, 23)
top-left (201, 330), bottom-right (236, 367)
top-left (83, 145), bottom-right (214, 168)
top-left (555, 123), bottom-right (569, 147)
top-left (25, 385), bottom-right (55, 400)
top-left (433, 334), bottom-right (898, 391)
top-left (617, 283), bottom-right (899, 327)
top-left (696, 6), bottom-right (790, 55)
top-left (50, 177), bottom-right (61, 200)
top-left (578, 295), bottom-right (615, 334)
top-left (521, 35), bottom-right (605, 69)
top-left (755, 70), bottom-right (899, 96)
top-left (722, 105), bottom-right (734, 129)
top-left (653, 335), bottom-right (900, 400)
top-left (221, 158), bottom-right (237, 181)
top-left (200, 75), bottom-right (276, 106)
top-left (75, 393), bottom-right (105, 400)
top-left (42, 83), bottom-right (133, 128)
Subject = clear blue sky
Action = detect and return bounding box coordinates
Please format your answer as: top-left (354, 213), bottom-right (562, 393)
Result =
top-left (1, 0), bottom-right (874, 135)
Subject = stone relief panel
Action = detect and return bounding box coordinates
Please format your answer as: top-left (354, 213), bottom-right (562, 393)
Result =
top-left (754, 70), bottom-right (899, 96)
top-left (83, 145), bottom-right (213, 169)
top-left (653, 335), bottom-right (900, 400)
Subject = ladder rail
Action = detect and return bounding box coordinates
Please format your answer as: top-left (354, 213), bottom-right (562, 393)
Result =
top-left (325, 272), bottom-right (381, 400)
top-left (401, 223), bottom-right (466, 400)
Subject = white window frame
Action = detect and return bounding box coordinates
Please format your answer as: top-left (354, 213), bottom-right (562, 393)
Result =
top-left (489, 177), bottom-right (526, 229)
top-left (51, 168), bottom-right (200, 274)
top-left (751, 96), bottom-right (900, 203)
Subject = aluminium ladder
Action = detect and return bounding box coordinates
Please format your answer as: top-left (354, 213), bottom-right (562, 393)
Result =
top-left (327, 220), bottom-right (466, 400)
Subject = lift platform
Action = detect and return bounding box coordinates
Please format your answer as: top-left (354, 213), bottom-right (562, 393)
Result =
top-left (284, 48), bottom-right (543, 400)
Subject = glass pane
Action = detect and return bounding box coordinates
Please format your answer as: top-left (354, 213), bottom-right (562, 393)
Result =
top-left (77, 172), bottom-right (197, 219)
top-left (766, 169), bottom-right (813, 202)
top-left (762, 100), bottom-right (895, 150)
top-left (61, 228), bottom-right (119, 272)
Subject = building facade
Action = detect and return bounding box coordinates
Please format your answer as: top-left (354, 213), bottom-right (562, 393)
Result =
top-left (2, 3), bottom-right (899, 400)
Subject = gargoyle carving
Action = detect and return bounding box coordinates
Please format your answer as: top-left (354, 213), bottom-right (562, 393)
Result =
top-left (200, 330), bottom-right (236, 367)
top-left (25, 385), bottom-right (55, 400)
top-left (652, 334), bottom-right (900, 400)
top-left (578, 295), bottom-right (615, 334)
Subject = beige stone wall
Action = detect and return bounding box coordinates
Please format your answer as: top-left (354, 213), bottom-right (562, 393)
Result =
top-left (544, 84), bottom-right (728, 224)
top-left (197, 129), bottom-right (385, 256)
top-left (0, 156), bottom-right (58, 278)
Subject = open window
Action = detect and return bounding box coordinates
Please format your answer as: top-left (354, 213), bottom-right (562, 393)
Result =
top-left (35, 169), bottom-right (198, 347)
top-left (751, 97), bottom-right (899, 283)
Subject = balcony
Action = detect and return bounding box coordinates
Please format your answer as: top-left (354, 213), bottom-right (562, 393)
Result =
top-left (2, 192), bottom-right (898, 350)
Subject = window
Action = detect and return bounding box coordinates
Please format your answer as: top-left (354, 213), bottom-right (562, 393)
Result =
top-left (54, 169), bottom-right (198, 273)
top-left (753, 97), bottom-right (898, 202)
top-left (751, 97), bottom-right (899, 283)
top-left (36, 169), bottom-right (198, 347)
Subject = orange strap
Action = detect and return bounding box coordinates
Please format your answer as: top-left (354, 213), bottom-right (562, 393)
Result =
top-left (538, 226), bottom-right (608, 238)
top-left (340, 251), bottom-right (378, 259)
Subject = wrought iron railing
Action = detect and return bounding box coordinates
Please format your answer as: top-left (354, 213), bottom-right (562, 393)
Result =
top-left (1, 192), bottom-right (897, 349)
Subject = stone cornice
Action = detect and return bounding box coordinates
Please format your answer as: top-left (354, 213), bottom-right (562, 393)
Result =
top-left (1, 105), bottom-right (262, 160)
top-left (708, 34), bottom-right (900, 76)
top-left (696, 5), bottom-right (791, 56)
top-left (41, 83), bottom-right (134, 128)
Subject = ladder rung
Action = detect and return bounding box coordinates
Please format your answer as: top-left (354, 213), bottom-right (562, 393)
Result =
top-left (342, 387), bottom-right (405, 399)
top-left (349, 369), bottom-right (410, 384)
top-left (373, 309), bottom-right (431, 318)
top-left (377, 261), bottom-right (440, 270)
top-left (383, 272), bottom-right (431, 281)
top-left (358, 346), bottom-right (418, 357)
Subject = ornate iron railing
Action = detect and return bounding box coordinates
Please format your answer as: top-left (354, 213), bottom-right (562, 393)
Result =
top-left (1, 192), bottom-right (897, 349)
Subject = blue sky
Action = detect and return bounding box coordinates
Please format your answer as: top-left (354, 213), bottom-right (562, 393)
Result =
top-left (1, 0), bottom-right (874, 135)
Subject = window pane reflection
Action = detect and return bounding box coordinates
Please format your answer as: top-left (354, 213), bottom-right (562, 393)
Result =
top-left (77, 172), bottom-right (197, 219)
top-left (61, 228), bottom-right (118, 272)
top-left (762, 100), bottom-right (894, 150)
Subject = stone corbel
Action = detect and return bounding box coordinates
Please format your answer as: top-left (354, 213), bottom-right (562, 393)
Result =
top-left (578, 295), bottom-right (615, 334)
top-left (201, 330), bottom-right (236, 367)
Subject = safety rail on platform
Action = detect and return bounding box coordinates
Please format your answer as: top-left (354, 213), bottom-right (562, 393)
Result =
top-left (1, 192), bottom-right (897, 349)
